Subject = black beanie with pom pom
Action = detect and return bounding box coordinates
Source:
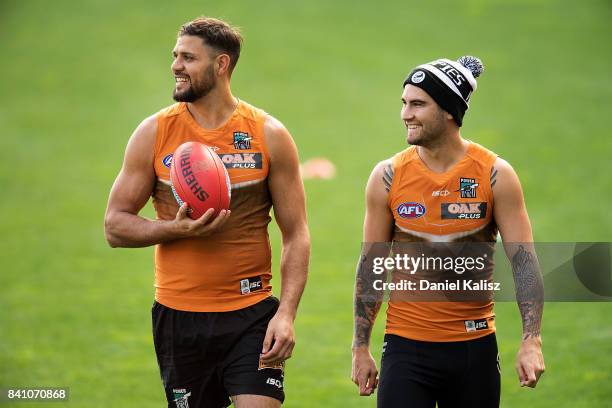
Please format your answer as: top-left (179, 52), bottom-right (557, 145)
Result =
top-left (403, 56), bottom-right (484, 127)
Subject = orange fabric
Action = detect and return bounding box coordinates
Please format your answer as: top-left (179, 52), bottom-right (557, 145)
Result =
top-left (151, 100), bottom-right (273, 312)
top-left (385, 142), bottom-right (499, 342)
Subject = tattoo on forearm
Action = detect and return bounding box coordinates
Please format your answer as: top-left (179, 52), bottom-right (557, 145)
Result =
top-left (382, 164), bottom-right (394, 192)
top-left (511, 245), bottom-right (544, 340)
top-left (490, 167), bottom-right (498, 188)
top-left (353, 253), bottom-right (385, 348)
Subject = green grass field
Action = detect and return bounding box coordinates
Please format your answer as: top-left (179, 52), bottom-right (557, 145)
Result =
top-left (1, 0), bottom-right (611, 406)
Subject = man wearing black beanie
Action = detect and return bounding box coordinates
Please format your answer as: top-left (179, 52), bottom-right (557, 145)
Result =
top-left (352, 56), bottom-right (546, 407)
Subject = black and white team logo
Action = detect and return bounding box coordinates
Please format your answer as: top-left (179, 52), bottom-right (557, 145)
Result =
top-left (457, 177), bottom-right (478, 198)
top-left (172, 388), bottom-right (191, 408)
top-left (233, 132), bottom-right (252, 150)
top-left (411, 70), bottom-right (426, 84)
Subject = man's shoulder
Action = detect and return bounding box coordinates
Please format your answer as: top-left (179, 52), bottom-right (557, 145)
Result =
top-left (156, 102), bottom-right (184, 119)
top-left (236, 99), bottom-right (268, 124)
top-left (390, 146), bottom-right (418, 170)
top-left (467, 141), bottom-right (498, 165)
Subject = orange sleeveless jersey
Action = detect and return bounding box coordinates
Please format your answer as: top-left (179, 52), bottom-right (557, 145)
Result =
top-left (151, 100), bottom-right (273, 312)
top-left (386, 142), bottom-right (498, 342)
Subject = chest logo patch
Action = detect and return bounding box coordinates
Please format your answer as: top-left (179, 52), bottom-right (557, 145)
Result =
top-left (219, 153), bottom-right (262, 169)
top-left (397, 202), bottom-right (426, 219)
top-left (233, 131), bottom-right (252, 150)
top-left (162, 153), bottom-right (173, 168)
top-left (457, 177), bottom-right (479, 198)
top-left (441, 202), bottom-right (487, 219)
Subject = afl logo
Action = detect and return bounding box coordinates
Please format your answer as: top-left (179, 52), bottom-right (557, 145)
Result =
top-left (397, 202), bottom-right (426, 218)
top-left (162, 154), bottom-right (173, 168)
top-left (411, 70), bottom-right (425, 84)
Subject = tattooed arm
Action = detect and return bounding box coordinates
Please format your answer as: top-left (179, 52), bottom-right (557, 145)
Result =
top-left (492, 158), bottom-right (545, 388)
top-left (352, 160), bottom-right (394, 396)
top-left (511, 245), bottom-right (544, 339)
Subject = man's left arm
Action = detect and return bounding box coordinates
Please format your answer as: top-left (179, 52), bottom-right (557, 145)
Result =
top-left (492, 157), bottom-right (545, 388)
top-left (260, 115), bottom-right (311, 364)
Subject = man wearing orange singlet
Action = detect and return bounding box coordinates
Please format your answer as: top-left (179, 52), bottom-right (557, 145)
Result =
top-left (351, 56), bottom-right (545, 407)
top-left (104, 17), bottom-right (310, 408)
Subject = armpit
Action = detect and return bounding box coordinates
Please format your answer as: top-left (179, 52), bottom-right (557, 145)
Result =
top-left (151, 178), bottom-right (179, 220)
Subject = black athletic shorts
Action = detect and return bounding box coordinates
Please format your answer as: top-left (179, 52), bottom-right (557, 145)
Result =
top-left (378, 333), bottom-right (500, 408)
top-left (152, 296), bottom-right (284, 408)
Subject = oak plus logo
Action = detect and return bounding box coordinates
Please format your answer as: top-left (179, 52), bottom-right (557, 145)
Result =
top-left (441, 202), bottom-right (487, 219)
top-left (397, 202), bottom-right (426, 219)
top-left (219, 153), bottom-right (262, 169)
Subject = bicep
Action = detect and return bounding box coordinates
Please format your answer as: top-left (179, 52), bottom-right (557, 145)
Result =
top-left (363, 162), bottom-right (394, 242)
top-left (492, 158), bottom-right (533, 246)
top-left (106, 117), bottom-right (158, 216)
top-left (265, 117), bottom-right (307, 236)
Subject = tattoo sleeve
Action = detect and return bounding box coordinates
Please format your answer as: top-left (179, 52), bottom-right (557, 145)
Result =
top-left (511, 244), bottom-right (544, 340)
top-left (353, 244), bottom-right (390, 348)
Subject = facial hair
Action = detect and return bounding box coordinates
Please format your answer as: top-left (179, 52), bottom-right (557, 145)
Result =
top-left (408, 108), bottom-right (448, 148)
top-left (173, 64), bottom-right (216, 102)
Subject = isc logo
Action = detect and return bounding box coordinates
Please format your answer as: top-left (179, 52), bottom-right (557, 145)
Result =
top-left (266, 378), bottom-right (283, 388)
top-left (397, 202), bottom-right (426, 219)
top-left (475, 320), bottom-right (488, 329)
top-left (465, 319), bottom-right (489, 332)
top-left (240, 277), bottom-right (263, 295)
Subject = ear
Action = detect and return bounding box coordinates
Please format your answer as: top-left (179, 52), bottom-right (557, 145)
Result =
top-left (215, 54), bottom-right (232, 76)
top-left (446, 112), bottom-right (453, 121)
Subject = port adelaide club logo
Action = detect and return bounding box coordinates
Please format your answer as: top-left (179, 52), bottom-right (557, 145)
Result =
top-left (397, 202), bottom-right (426, 219)
top-left (457, 177), bottom-right (478, 198)
top-left (233, 131), bottom-right (251, 150)
top-left (172, 388), bottom-right (191, 408)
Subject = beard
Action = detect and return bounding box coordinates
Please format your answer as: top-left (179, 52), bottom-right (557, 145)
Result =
top-left (407, 109), bottom-right (448, 148)
top-left (173, 64), bottom-right (216, 102)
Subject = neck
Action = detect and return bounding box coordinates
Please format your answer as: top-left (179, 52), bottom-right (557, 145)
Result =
top-left (417, 131), bottom-right (469, 173)
top-left (186, 83), bottom-right (238, 130)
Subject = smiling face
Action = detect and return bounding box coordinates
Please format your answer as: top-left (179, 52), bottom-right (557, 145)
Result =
top-left (401, 84), bottom-right (452, 147)
top-left (171, 35), bottom-right (218, 102)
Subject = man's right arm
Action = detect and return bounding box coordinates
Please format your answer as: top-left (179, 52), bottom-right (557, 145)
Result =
top-left (351, 160), bottom-right (395, 396)
top-left (104, 116), bottom-right (230, 248)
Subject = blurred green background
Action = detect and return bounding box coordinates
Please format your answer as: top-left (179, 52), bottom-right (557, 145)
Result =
top-left (1, 0), bottom-right (611, 406)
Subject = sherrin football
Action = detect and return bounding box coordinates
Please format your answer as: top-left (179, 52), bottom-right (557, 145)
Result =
top-left (169, 142), bottom-right (231, 219)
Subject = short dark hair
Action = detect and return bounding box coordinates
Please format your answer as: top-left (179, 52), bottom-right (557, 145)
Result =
top-left (178, 17), bottom-right (243, 73)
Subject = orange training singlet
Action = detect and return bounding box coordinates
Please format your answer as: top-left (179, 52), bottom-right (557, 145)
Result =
top-left (386, 141), bottom-right (498, 342)
top-left (152, 100), bottom-right (273, 312)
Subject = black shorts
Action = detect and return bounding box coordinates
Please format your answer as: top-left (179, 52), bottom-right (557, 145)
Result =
top-left (152, 296), bottom-right (284, 408)
top-left (378, 333), bottom-right (500, 408)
